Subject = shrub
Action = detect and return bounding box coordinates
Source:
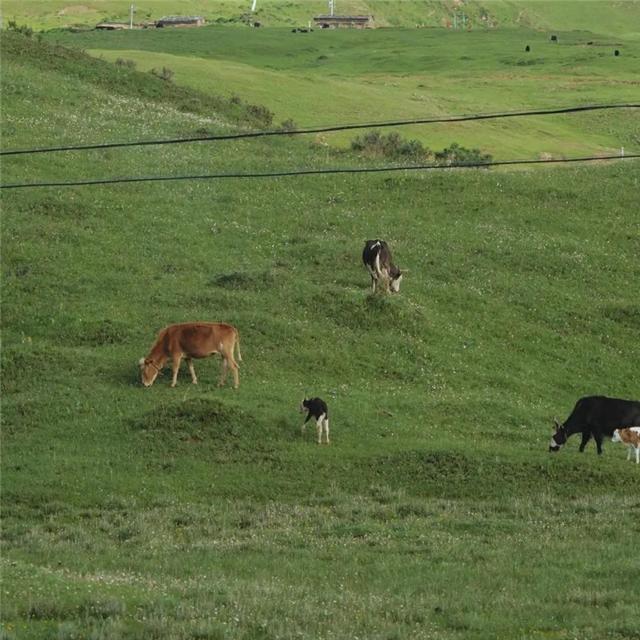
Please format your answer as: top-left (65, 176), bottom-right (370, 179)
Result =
top-left (279, 118), bottom-right (297, 132)
top-left (350, 130), bottom-right (492, 166)
top-left (115, 57), bottom-right (136, 70)
top-left (434, 142), bottom-right (492, 166)
top-left (351, 130), bottom-right (430, 161)
top-left (7, 21), bottom-right (33, 37)
top-left (150, 66), bottom-right (174, 82)
top-left (245, 103), bottom-right (274, 127)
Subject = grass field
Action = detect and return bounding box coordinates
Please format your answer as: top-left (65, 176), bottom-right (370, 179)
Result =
top-left (45, 20), bottom-right (640, 158)
top-left (2, 17), bottom-right (640, 640)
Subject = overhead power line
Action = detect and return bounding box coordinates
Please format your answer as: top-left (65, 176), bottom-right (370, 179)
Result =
top-left (1, 154), bottom-right (637, 190)
top-left (1, 103), bottom-right (638, 157)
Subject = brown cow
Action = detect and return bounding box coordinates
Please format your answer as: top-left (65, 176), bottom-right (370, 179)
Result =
top-left (138, 322), bottom-right (241, 389)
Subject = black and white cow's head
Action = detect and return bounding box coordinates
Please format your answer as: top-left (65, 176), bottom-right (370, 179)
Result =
top-left (549, 419), bottom-right (568, 452)
top-left (388, 265), bottom-right (403, 293)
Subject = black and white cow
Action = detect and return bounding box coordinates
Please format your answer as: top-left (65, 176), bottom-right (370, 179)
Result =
top-left (300, 397), bottom-right (330, 445)
top-left (549, 395), bottom-right (640, 455)
top-left (362, 240), bottom-right (403, 293)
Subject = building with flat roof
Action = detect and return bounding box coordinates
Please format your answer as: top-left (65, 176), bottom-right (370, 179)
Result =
top-left (313, 15), bottom-right (374, 29)
top-left (156, 16), bottom-right (206, 28)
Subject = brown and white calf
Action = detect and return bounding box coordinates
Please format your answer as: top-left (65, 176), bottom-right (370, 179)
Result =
top-left (611, 427), bottom-right (640, 464)
top-left (139, 322), bottom-right (241, 388)
top-left (362, 239), bottom-right (403, 293)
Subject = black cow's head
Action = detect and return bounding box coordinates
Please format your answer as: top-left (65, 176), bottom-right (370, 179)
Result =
top-left (549, 419), bottom-right (567, 452)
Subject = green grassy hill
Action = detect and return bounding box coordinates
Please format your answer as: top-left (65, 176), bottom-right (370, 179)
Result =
top-left (2, 31), bottom-right (640, 640)
top-left (4, 0), bottom-right (640, 35)
top-left (45, 21), bottom-right (640, 159)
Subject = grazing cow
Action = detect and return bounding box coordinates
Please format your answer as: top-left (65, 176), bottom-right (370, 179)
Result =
top-left (549, 396), bottom-right (640, 455)
top-left (139, 322), bottom-right (241, 389)
top-left (612, 428), bottom-right (640, 463)
top-left (362, 239), bottom-right (403, 293)
top-left (299, 397), bottom-right (330, 444)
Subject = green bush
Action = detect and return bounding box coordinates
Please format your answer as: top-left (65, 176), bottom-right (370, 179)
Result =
top-left (351, 130), bottom-right (492, 165)
top-left (435, 142), bottom-right (492, 165)
top-left (6, 21), bottom-right (33, 37)
top-left (115, 57), bottom-right (136, 70)
top-left (150, 66), bottom-right (174, 82)
top-left (351, 130), bottom-right (430, 161)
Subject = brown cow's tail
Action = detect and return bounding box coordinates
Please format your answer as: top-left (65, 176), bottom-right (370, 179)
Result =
top-left (235, 329), bottom-right (242, 362)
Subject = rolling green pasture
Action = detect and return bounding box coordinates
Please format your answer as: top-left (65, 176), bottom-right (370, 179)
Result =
top-left (47, 23), bottom-right (640, 157)
top-left (5, 0), bottom-right (640, 35)
top-left (2, 30), bottom-right (640, 640)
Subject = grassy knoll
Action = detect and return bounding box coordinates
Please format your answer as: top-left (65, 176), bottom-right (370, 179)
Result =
top-left (2, 31), bottom-right (640, 640)
top-left (47, 22), bottom-right (640, 158)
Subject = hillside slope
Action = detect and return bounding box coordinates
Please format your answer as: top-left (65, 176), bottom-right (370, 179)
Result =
top-left (4, 0), bottom-right (640, 36)
top-left (47, 22), bottom-right (640, 158)
top-left (2, 32), bottom-right (640, 640)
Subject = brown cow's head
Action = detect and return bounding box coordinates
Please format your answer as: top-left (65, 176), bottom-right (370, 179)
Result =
top-left (139, 357), bottom-right (161, 387)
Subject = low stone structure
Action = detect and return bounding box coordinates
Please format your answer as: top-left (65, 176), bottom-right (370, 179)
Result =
top-left (313, 15), bottom-right (374, 29)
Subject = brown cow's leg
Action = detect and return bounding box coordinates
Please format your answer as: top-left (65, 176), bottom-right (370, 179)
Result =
top-left (186, 358), bottom-right (198, 384)
top-left (229, 358), bottom-right (239, 389)
top-left (171, 354), bottom-right (182, 387)
top-left (220, 346), bottom-right (239, 389)
top-left (218, 358), bottom-right (228, 387)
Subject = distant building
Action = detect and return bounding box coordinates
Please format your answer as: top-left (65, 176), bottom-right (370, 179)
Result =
top-left (156, 16), bottom-right (206, 28)
top-left (313, 15), bottom-right (374, 29)
top-left (95, 22), bottom-right (129, 30)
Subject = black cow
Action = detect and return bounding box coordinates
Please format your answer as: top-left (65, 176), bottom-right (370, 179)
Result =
top-left (362, 239), bottom-right (403, 294)
top-left (299, 397), bottom-right (330, 444)
top-left (549, 396), bottom-right (640, 455)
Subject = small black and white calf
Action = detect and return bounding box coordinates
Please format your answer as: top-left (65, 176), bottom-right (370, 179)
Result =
top-left (300, 397), bottom-right (330, 445)
top-left (362, 239), bottom-right (403, 293)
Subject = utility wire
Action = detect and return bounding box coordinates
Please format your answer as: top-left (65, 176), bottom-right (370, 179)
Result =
top-left (1, 103), bottom-right (638, 157)
top-left (2, 154), bottom-right (637, 190)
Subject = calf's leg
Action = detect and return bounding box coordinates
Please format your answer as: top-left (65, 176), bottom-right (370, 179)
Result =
top-left (324, 417), bottom-right (330, 445)
top-left (316, 415), bottom-right (324, 445)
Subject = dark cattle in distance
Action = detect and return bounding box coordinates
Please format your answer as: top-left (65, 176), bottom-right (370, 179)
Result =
top-left (362, 239), bottom-right (403, 294)
top-left (549, 396), bottom-right (640, 455)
